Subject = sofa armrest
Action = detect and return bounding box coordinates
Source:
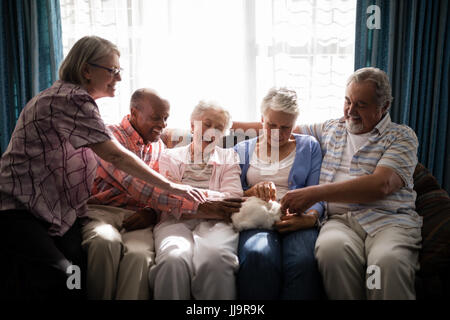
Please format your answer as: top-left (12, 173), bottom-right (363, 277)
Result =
top-left (413, 163), bottom-right (450, 276)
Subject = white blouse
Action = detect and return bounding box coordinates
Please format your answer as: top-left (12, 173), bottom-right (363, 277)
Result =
top-left (181, 152), bottom-right (213, 190)
top-left (246, 147), bottom-right (296, 200)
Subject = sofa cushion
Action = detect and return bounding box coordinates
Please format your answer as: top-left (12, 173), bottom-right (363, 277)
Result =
top-left (413, 163), bottom-right (450, 276)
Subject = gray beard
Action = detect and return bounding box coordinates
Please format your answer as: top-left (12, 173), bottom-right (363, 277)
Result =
top-left (345, 119), bottom-right (364, 134)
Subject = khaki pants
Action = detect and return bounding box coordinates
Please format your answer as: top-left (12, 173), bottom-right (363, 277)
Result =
top-left (81, 205), bottom-right (155, 300)
top-left (149, 217), bottom-right (239, 300)
top-left (315, 212), bottom-right (421, 300)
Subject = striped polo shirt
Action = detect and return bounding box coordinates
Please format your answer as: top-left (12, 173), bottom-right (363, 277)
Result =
top-left (300, 113), bottom-right (423, 236)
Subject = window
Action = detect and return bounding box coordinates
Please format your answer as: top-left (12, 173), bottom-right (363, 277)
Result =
top-left (60, 0), bottom-right (356, 128)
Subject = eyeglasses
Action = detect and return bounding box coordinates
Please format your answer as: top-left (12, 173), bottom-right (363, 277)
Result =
top-left (88, 62), bottom-right (123, 76)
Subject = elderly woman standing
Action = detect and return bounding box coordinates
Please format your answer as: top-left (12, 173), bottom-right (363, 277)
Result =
top-left (149, 100), bottom-right (243, 300)
top-left (234, 87), bottom-right (324, 299)
top-left (0, 36), bottom-right (204, 299)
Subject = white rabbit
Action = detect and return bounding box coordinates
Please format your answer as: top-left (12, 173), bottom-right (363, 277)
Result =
top-left (231, 196), bottom-right (282, 231)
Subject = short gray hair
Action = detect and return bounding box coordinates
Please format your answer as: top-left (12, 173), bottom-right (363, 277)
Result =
top-left (59, 36), bottom-right (120, 86)
top-left (190, 100), bottom-right (232, 131)
top-left (261, 87), bottom-right (299, 117)
top-left (347, 67), bottom-right (393, 110)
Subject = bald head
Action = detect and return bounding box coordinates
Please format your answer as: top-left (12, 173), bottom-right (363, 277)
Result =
top-left (129, 88), bottom-right (170, 143)
top-left (130, 88), bottom-right (168, 111)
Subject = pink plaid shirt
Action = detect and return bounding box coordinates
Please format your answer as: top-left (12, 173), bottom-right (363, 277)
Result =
top-left (88, 115), bottom-right (198, 215)
top-left (0, 80), bottom-right (112, 236)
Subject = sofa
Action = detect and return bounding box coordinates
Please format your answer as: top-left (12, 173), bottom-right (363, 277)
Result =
top-left (413, 163), bottom-right (450, 299)
top-left (164, 128), bottom-right (450, 299)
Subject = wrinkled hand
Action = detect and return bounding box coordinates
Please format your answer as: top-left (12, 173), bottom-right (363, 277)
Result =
top-left (164, 172), bottom-right (210, 198)
top-left (122, 208), bottom-right (158, 231)
top-left (191, 198), bottom-right (244, 222)
top-left (169, 182), bottom-right (207, 203)
top-left (280, 187), bottom-right (317, 215)
top-left (274, 212), bottom-right (317, 233)
top-left (246, 181), bottom-right (277, 202)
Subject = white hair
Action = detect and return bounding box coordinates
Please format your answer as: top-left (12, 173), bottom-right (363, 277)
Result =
top-left (261, 87), bottom-right (299, 117)
top-left (190, 100), bottom-right (232, 131)
top-left (347, 67), bottom-right (393, 110)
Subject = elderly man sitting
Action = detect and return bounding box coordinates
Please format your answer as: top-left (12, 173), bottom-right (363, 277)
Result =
top-left (280, 67), bottom-right (423, 299)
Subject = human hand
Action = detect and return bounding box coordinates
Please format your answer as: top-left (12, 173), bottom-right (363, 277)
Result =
top-left (246, 181), bottom-right (277, 202)
top-left (169, 182), bottom-right (207, 203)
top-left (164, 172), bottom-right (210, 198)
top-left (122, 208), bottom-right (158, 231)
top-left (280, 186), bottom-right (318, 215)
top-left (274, 211), bottom-right (317, 233)
top-left (192, 198), bottom-right (244, 221)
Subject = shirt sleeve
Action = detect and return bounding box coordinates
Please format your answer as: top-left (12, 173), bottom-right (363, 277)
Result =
top-left (57, 94), bottom-right (112, 149)
top-left (297, 122), bottom-right (324, 144)
top-left (190, 162), bottom-right (243, 201)
top-left (233, 140), bottom-right (252, 191)
top-left (304, 137), bottom-right (325, 218)
top-left (96, 153), bottom-right (198, 218)
top-left (157, 149), bottom-right (199, 219)
top-left (217, 151), bottom-right (244, 198)
top-left (377, 126), bottom-right (418, 189)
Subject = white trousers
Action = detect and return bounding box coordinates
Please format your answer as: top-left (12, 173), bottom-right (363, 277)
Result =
top-left (315, 212), bottom-right (422, 300)
top-left (149, 218), bottom-right (239, 300)
top-left (81, 204), bottom-right (155, 300)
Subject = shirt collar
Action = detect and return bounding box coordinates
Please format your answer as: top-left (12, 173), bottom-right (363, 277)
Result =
top-left (372, 112), bottom-right (391, 135)
top-left (121, 115), bottom-right (145, 145)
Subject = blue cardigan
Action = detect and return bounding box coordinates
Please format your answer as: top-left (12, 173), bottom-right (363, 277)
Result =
top-left (234, 134), bottom-right (324, 218)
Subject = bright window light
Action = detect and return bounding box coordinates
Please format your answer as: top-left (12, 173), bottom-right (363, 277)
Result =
top-left (60, 0), bottom-right (356, 128)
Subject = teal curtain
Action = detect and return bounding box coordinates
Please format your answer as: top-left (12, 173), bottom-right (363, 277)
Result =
top-left (355, 0), bottom-right (450, 193)
top-left (0, 0), bottom-right (63, 154)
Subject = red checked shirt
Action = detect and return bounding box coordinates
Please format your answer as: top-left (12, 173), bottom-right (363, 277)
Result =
top-left (88, 115), bottom-right (198, 215)
top-left (0, 81), bottom-right (113, 236)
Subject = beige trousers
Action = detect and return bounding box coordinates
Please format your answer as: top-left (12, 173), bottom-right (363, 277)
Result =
top-left (148, 218), bottom-right (239, 300)
top-left (315, 212), bottom-right (422, 300)
top-left (81, 204), bottom-right (155, 300)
